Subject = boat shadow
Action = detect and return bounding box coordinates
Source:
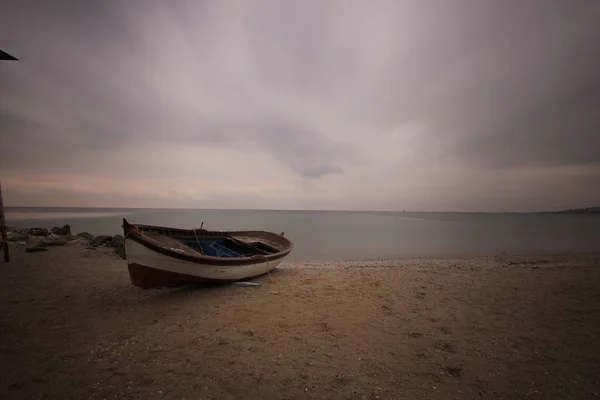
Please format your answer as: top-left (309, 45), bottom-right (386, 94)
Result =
top-left (129, 268), bottom-right (287, 304)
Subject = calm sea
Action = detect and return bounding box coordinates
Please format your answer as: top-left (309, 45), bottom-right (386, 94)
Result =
top-left (5, 207), bottom-right (600, 260)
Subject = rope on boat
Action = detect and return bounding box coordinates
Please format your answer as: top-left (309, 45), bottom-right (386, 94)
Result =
top-left (254, 254), bottom-right (275, 282)
top-left (265, 255), bottom-right (278, 283)
top-left (124, 226), bottom-right (143, 239)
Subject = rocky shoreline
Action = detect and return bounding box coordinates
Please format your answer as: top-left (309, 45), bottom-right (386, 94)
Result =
top-left (1, 224), bottom-right (125, 259)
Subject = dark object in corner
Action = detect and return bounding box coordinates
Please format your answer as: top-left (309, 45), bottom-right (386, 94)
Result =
top-left (0, 50), bottom-right (18, 61)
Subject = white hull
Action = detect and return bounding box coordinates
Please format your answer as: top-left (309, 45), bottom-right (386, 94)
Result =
top-left (125, 238), bottom-right (283, 281)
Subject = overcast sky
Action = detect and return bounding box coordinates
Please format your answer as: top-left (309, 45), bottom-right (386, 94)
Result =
top-left (1, 1), bottom-right (599, 211)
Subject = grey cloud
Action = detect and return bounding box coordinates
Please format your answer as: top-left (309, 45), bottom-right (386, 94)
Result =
top-left (0, 110), bottom-right (67, 172)
top-left (244, 120), bottom-right (349, 179)
top-left (450, 93), bottom-right (600, 169)
top-left (1, 2), bottom-right (350, 180)
top-left (0, 108), bottom-right (128, 174)
top-left (177, 118), bottom-right (349, 179)
top-left (2, 0), bottom-right (600, 209)
top-left (299, 165), bottom-right (343, 180)
top-left (407, 2), bottom-right (600, 170)
top-left (3, 186), bottom-right (160, 209)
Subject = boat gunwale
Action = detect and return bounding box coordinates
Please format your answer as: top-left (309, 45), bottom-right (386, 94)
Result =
top-left (122, 218), bottom-right (293, 266)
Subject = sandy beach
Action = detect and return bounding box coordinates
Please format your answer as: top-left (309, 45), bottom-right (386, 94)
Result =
top-left (1, 239), bottom-right (599, 399)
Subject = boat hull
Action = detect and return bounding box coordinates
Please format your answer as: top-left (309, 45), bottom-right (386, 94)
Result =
top-left (125, 238), bottom-right (284, 288)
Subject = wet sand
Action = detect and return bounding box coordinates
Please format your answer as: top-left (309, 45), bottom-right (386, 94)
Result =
top-left (1, 245), bottom-right (599, 399)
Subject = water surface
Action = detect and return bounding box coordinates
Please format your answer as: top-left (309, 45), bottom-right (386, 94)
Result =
top-left (5, 207), bottom-right (600, 260)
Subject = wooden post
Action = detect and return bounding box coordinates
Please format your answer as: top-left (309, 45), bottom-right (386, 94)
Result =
top-left (0, 181), bottom-right (8, 262)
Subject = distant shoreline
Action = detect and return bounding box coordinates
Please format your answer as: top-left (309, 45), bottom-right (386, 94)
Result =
top-left (553, 207), bottom-right (600, 214)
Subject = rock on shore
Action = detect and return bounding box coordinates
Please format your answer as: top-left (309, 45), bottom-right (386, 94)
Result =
top-left (50, 224), bottom-right (71, 236)
top-left (1, 224), bottom-right (126, 259)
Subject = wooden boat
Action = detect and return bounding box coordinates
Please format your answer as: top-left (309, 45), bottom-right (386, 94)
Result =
top-left (122, 218), bottom-right (293, 289)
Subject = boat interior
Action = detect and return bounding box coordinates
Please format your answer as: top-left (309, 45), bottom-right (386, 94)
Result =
top-left (128, 223), bottom-right (285, 258)
top-left (179, 237), bottom-right (280, 258)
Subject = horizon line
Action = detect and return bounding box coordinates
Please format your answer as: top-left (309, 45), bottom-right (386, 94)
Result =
top-left (4, 205), bottom-right (597, 214)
